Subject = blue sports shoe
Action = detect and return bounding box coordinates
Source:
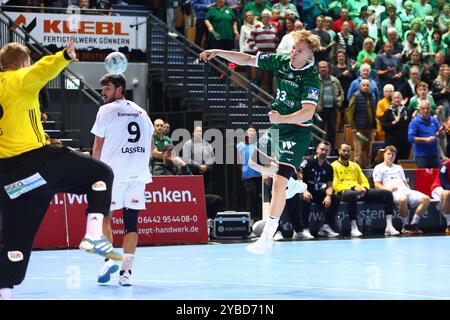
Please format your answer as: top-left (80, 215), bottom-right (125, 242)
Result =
top-left (97, 261), bottom-right (119, 284)
top-left (79, 235), bottom-right (122, 261)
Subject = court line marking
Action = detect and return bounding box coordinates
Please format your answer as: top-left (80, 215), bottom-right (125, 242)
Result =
top-left (23, 276), bottom-right (450, 300)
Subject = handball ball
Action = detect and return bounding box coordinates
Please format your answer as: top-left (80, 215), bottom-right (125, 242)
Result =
top-left (104, 52), bottom-right (128, 75)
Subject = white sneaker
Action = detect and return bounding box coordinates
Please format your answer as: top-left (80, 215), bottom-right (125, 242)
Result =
top-left (272, 231), bottom-right (284, 241)
top-left (246, 236), bottom-right (273, 254)
top-left (351, 227), bottom-right (363, 237)
top-left (286, 178), bottom-right (307, 199)
top-left (384, 226), bottom-right (400, 236)
top-left (293, 229), bottom-right (314, 240)
top-left (167, 31), bottom-right (178, 38)
top-left (97, 260), bottom-right (119, 284)
top-left (318, 224), bottom-right (340, 238)
top-left (119, 270), bottom-right (132, 286)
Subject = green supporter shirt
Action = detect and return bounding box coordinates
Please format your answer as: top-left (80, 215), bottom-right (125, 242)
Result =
top-left (256, 53), bottom-right (320, 127)
top-left (241, 0), bottom-right (272, 21)
top-left (205, 5), bottom-right (236, 40)
top-left (151, 134), bottom-right (173, 167)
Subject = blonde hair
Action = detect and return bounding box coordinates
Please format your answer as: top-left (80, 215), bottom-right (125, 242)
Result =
top-left (291, 29), bottom-right (321, 52)
top-left (0, 42), bottom-right (30, 71)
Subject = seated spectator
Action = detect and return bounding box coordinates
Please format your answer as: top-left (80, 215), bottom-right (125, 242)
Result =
top-left (163, 121), bottom-right (171, 136)
top-left (272, 0), bottom-right (299, 21)
top-left (382, 91), bottom-right (411, 161)
top-left (431, 158), bottom-right (450, 233)
top-left (347, 79), bottom-right (377, 168)
top-left (381, 6), bottom-right (403, 44)
top-left (408, 100), bottom-right (446, 168)
top-left (299, 141), bottom-right (340, 238)
top-left (331, 143), bottom-right (397, 237)
top-left (182, 125), bottom-right (215, 176)
top-left (375, 84), bottom-right (394, 141)
top-left (77, 0), bottom-right (96, 14)
top-left (151, 118), bottom-right (173, 172)
top-left (153, 144), bottom-right (224, 219)
top-left (373, 146), bottom-right (430, 235)
top-left (96, 0), bottom-right (112, 15)
top-left (432, 64), bottom-right (450, 121)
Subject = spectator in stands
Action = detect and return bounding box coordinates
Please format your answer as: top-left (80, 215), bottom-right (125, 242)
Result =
top-left (423, 30), bottom-right (448, 65)
top-left (432, 64), bottom-right (450, 115)
top-left (408, 18), bottom-right (424, 47)
top-left (327, 0), bottom-right (345, 20)
top-left (270, 9), bottom-right (282, 34)
top-left (332, 7), bottom-right (356, 34)
top-left (331, 50), bottom-right (354, 125)
top-left (356, 37), bottom-right (376, 69)
top-left (182, 125), bottom-right (215, 182)
top-left (153, 144), bottom-right (224, 219)
top-left (347, 63), bottom-right (380, 103)
top-left (382, 91), bottom-right (411, 161)
top-left (163, 122), bottom-right (171, 136)
top-left (399, 67), bottom-right (422, 106)
top-left (408, 82), bottom-right (437, 116)
top-left (95, 0), bottom-right (112, 15)
top-left (248, 9), bottom-right (277, 95)
top-left (347, 79), bottom-right (377, 168)
top-left (241, 0), bottom-right (272, 22)
top-left (413, 0), bottom-right (432, 21)
top-left (311, 15), bottom-right (333, 63)
top-left (276, 20), bottom-right (303, 55)
top-left (272, 0), bottom-right (299, 21)
top-left (399, 0), bottom-right (415, 32)
top-left (431, 158), bottom-right (450, 233)
top-left (334, 21), bottom-right (357, 61)
top-left (354, 23), bottom-right (373, 54)
top-left (421, 16), bottom-right (437, 52)
top-left (402, 31), bottom-right (422, 63)
top-left (191, 0), bottom-right (215, 49)
top-left (301, 0), bottom-right (328, 30)
top-left (408, 100), bottom-right (446, 168)
top-left (77, 0), bottom-right (96, 14)
top-left (278, 16), bottom-right (295, 38)
top-left (205, 0), bottom-right (239, 52)
top-left (151, 118), bottom-right (173, 172)
top-left (368, 0), bottom-right (385, 30)
top-left (381, 6), bottom-right (403, 44)
top-left (375, 84), bottom-right (394, 141)
top-left (375, 42), bottom-right (402, 92)
top-left (332, 143), bottom-right (397, 237)
top-left (317, 60), bottom-right (344, 150)
top-left (352, 5), bottom-right (370, 27)
top-left (386, 28), bottom-right (405, 60)
top-left (429, 51), bottom-right (446, 83)
top-left (299, 141), bottom-right (340, 238)
top-left (236, 125), bottom-right (262, 221)
top-left (373, 146), bottom-right (429, 235)
top-left (437, 4), bottom-right (450, 33)
top-left (324, 15), bottom-right (336, 40)
top-left (402, 49), bottom-right (424, 81)
top-left (239, 11), bottom-right (258, 80)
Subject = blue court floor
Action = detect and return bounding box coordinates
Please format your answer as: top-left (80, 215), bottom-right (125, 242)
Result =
top-left (14, 236), bottom-right (450, 300)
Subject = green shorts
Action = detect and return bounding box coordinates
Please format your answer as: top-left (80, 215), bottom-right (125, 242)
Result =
top-left (256, 124), bottom-right (311, 172)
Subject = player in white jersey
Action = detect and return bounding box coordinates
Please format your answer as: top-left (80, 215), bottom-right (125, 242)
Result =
top-left (91, 74), bottom-right (154, 286)
top-left (372, 146), bottom-right (430, 235)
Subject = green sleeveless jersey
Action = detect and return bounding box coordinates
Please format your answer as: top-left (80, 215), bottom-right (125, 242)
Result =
top-left (256, 53), bottom-right (320, 127)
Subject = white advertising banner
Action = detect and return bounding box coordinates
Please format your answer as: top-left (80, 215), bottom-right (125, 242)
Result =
top-left (7, 12), bottom-right (147, 56)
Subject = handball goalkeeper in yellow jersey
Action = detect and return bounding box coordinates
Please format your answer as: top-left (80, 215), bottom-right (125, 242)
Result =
top-left (0, 38), bottom-right (121, 300)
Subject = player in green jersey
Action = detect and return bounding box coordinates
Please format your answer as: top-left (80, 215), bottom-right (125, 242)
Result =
top-left (200, 30), bottom-right (321, 254)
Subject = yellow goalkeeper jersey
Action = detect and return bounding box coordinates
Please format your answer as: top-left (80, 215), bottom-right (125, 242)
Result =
top-left (331, 160), bottom-right (370, 194)
top-left (0, 50), bottom-right (70, 158)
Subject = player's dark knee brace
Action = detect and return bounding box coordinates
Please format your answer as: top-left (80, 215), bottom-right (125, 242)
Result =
top-left (276, 164), bottom-right (295, 180)
top-left (123, 208), bottom-right (139, 234)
